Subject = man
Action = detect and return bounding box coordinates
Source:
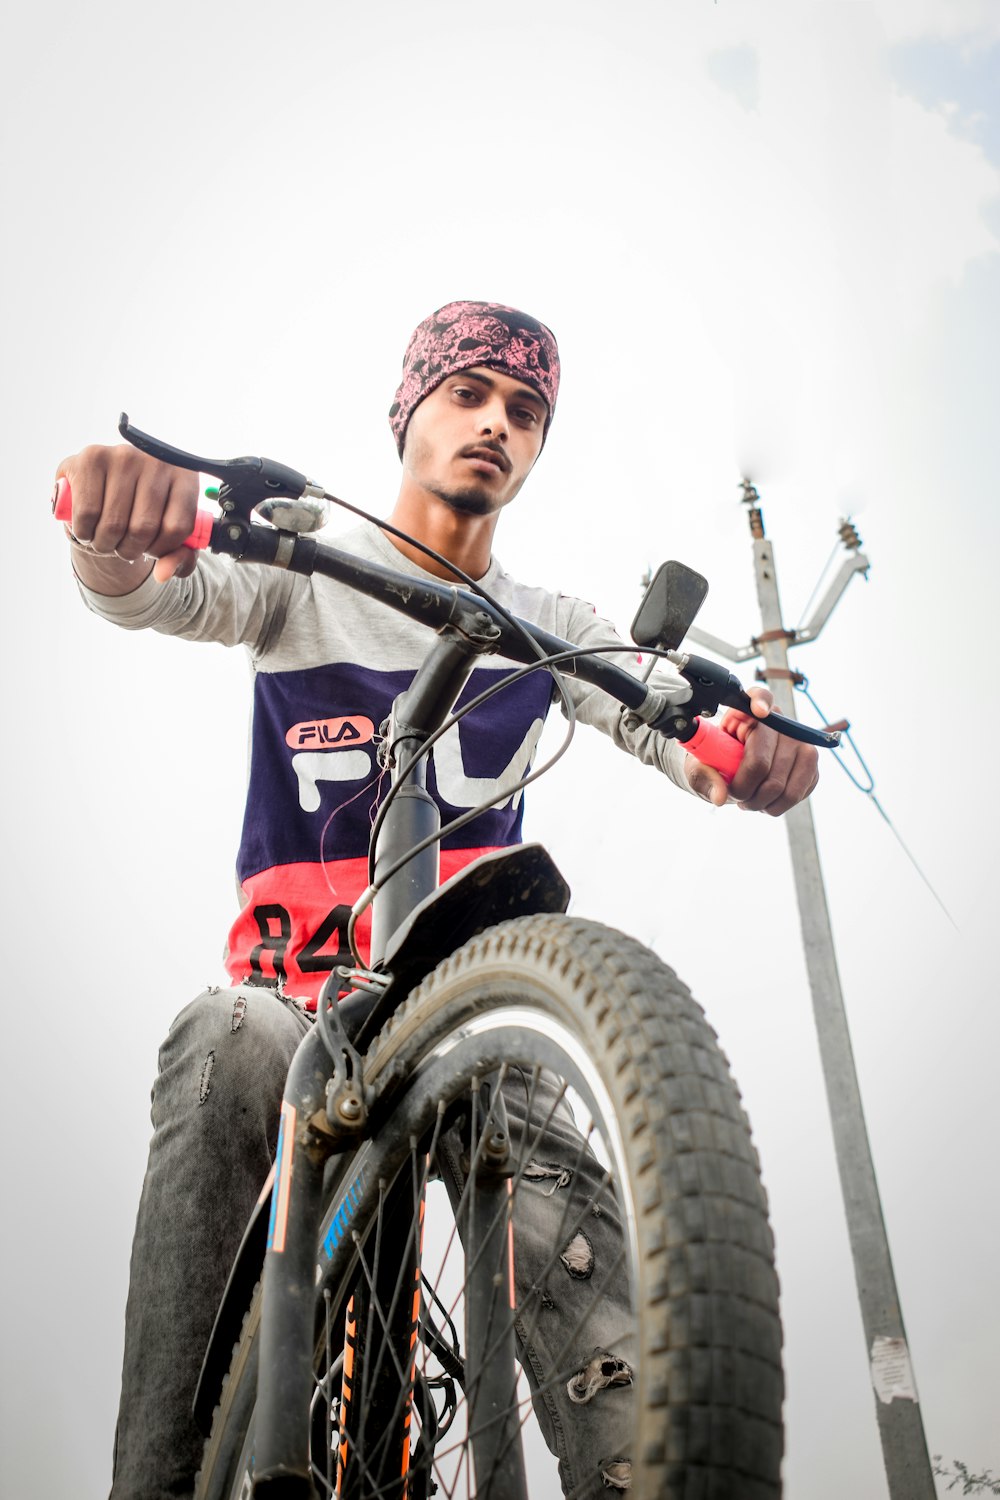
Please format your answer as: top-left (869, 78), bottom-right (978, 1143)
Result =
top-left (60, 302), bottom-right (818, 1498)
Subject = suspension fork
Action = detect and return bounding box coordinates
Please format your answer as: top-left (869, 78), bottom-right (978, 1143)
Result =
top-left (253, 1026), bottom-right (341, 1497)
top-left (336, 1174), bottom-right (427, 1500)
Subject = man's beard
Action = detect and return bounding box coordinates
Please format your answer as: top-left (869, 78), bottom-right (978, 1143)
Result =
top-left (428, 482), bottom-right (497, 517)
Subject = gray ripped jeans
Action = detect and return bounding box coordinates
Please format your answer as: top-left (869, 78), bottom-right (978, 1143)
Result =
top-left (111, 985), bottom-right (635, 1499)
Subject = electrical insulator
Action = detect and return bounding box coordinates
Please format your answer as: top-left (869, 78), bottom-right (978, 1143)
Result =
top-left (839, 517), bottom-right (862, 550)
top-left (740, 478), bottom-right (765, 538)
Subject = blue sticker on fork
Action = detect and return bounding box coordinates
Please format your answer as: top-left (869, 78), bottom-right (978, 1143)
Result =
top-left (322, 1166), bottom-right (368, 1259)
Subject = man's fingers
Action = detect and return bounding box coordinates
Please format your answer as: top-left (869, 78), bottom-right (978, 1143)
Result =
top-left (147, 472), bottom-right (201, 560)
top-left (56, 445), bottom-right (200, 568)
top-left (738, 732), bottom-right (797, 812)
top-left (729, 720), bottom-right (776, 804)
top-left (747, 684), bottom-right (774, 718)
top-left (111, 462), bottom-right (173, 562)
top-left (59, 446), bottom-right (111, 547)
top-left (737, 733), bottom-right (819, 816)
top-left (762, 743), bottom-right (819, 816)
top-left (89, 450), bottom-right (154, 557)
top-left (730, 721), bottom-right (799, 811)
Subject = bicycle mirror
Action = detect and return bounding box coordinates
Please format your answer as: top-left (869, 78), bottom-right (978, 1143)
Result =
top-left (630, 561), bottom-right (709, 651)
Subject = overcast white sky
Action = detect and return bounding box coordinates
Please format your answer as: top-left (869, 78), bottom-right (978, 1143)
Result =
top-left (2, 2), bottom-right (998, 1496)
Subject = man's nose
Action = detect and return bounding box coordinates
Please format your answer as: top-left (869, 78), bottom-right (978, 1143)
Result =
top-left (477, 397), bottom-right (509, 439)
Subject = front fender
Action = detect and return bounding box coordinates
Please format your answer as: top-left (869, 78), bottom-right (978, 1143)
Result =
top-left (381, 841), bottom-right (570, 994)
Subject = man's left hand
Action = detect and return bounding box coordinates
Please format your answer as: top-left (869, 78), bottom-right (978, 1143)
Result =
top-left (684, 685), bottom-right (819, 815)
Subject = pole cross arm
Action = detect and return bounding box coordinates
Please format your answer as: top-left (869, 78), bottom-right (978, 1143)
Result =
top-left (684, 548), bottom-right (871, 661)
top-left (796, 550), bottom-right (871, 643)
top-left (682, 625), bottom-right (760, 662)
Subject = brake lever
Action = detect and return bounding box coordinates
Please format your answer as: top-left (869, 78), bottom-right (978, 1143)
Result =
top-left (676, 653), bottom-right (840, 749)
top-left (118, 413), bottom-right (325, 524)
top-left (751, 705), bottom-right (839, 748)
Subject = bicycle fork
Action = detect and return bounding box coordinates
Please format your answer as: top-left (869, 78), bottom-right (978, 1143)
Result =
top-left (335, 1177), bottom-right (425, 1500)
top-left (252, 1024), bottom-right (341, 1498)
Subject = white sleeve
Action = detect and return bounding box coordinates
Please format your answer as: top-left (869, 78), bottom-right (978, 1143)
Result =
top-left (553, 596), bottom-right (697, 795)
top-left (74, 552), bottom-right (303, 656)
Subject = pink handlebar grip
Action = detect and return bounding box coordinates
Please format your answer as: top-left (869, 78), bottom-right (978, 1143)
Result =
top-left (51, 476), bottom-right (214, 551)
top-left (682, 717), bottom-right (745, 785)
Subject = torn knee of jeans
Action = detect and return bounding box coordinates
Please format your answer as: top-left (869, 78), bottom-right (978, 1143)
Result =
top-left (559, 1229), bottom-right (594, 1279)
top-left (524, 1159), bottom-right (573, 1194)
top-left (600, 1457), bottom-right (632, 1490)
top-left (231, 994), bottom-right (247, 1032)
top-left (566, 1350), bottom-right (634, 1405)
top-left (199, 1050), bottom-right (216, 1105)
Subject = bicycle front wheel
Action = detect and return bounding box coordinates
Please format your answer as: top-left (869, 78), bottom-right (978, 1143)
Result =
top-left (196, 914), bottom-right (783, 1499)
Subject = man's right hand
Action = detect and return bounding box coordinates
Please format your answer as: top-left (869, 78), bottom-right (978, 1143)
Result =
top-left (56, 444), bottom-right (200, 594)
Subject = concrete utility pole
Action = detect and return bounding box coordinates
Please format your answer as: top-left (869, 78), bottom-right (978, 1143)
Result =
top-left (687, 482), bottom-right (935, 1500)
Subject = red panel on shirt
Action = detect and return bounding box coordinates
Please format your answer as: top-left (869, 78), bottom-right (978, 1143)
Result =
top-left (226, 848), bottom-right (497, 1004)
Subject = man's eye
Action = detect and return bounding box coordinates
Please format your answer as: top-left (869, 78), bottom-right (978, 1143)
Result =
top-left (514, 407), bottom-right (539, 425)
top-left (453, 386), bottom-right (477, 400)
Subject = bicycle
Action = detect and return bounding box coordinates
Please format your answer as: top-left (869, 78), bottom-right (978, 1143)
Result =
top-left (55, 422), bottom-right (836, 1499)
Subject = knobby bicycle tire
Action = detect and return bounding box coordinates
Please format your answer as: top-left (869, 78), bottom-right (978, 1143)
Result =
top-left (195, 914), bottom-right (783, 1500)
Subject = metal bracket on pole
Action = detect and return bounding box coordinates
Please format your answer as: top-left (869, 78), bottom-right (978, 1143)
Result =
top-left (695, 480), bottom-right (935, 1499)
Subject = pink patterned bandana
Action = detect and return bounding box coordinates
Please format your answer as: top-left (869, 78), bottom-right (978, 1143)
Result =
top-left (389, 301), bottom-right (560, 456)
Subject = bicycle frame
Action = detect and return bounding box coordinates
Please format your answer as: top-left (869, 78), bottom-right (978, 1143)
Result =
top-left (247, 592), bottom-right (565, 1497)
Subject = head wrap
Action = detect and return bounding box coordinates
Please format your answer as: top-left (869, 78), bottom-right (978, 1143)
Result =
top-left (389, 300), bottom-right (560, 456)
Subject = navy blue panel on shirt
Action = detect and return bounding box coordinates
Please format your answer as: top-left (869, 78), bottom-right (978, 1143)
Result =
top-left (237, 660), bottom-right (554, 883)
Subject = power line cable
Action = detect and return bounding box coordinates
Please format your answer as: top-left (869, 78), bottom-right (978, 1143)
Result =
top-left (794, 535), bottom-right (842, 629)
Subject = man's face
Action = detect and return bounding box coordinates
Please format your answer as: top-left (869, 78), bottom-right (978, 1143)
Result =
top-left (401, 366), bottom-right (548, 517)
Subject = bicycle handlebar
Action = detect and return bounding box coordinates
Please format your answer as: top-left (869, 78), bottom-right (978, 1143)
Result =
top-left (52, 430), bottom-right (840, 787)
